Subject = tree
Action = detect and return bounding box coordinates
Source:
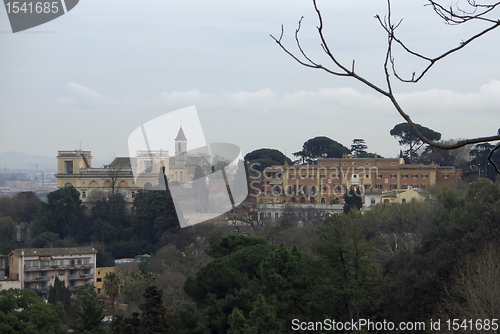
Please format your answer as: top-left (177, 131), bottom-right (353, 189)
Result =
top-left (350, 139), bottom-right (368, 156)
top-left (75, 283), bottom-right (104, 334)
top-left (390, 123), bottom-right (441, 164)
top-left (469, 142), bottom-right (500, 181)
top-left (132, 190), bottom-right (179, 245)
top-left (103, 272), bottom-right (121, 316)
top-left (30, 187), bottom-right (85, 240)
top-left (48, 277), bottom-right (72, 318)
top-left (244, 148), bottom-right (292, 173)
top-left (0, 288), bottom-right (66, 334)
top-left (343, 186), bottom-right (363, 214)
top-left (271, 0), bottom-right (500, 169)
top-left (312, 214), bottom-right (383, 320)
top-left (437, 242), bottom-right (500, 331)
top-left (293, 136), bottom-right (350, 163)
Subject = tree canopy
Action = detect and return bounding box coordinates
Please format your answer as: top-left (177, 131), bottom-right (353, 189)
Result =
top-left (293, 136), bottom-right (350, 163)
top-left (244, 149), bottom-right (292, 172)
top-left (390, 123), bottom-right (441, 164)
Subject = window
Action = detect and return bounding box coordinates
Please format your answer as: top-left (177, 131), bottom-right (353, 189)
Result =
top-left (300, 175), bottom-right (306, 179)
top-left (366, 162), bottom-right (370, 166)
top-left (291, 197), bottom-right (296, 203)
top-left (300, 197), bottom-right (305, 203)
top-left (421, 184), bottom-right (427, 189)
top-left (275, 213), bottom-right (279, 218)
top-left (333, 174), bottom-right (339, 179)
top-left (77, 259), bottom-right (82, 265)
top-left (310, 197), bottom-right (315, 203)
top-left (365, 174), bottom-right (369, 178)
top-left (321, 197), bottom-right (326, 203)
top-left (377, 162), bottom-right (381, 166)
top-left (402, 184), bottom-right (408, 189)
top-left (377, 174), bottom-right (382, 179)
top-left (144, 160), bottom-right (153, 172)
top-left (443, 174), bottom-right (449, 179)
top-left (376, 184), bottom-right (383, 189)
top-left (390, 184), bottom-right (397, 190)
top-left (402, 198), bottom-right (406, 203)
top-left (290, 174), bottom-right (296, 179)
top-left (335, 163), bottom-right (339, 166)
top-left (371, 197), bottom-right (376, 204)
top-left (320, 174), bottom-right (326, 178)
top-left (391, 162), bottom-right (396, 166)
top-left (402, 174), bottom-right (408, 179)
top-left (422, 174), bottom-right (428, 179)
top-left (352, 162), bottom-right (357, 166)
top-left (97, 278), bottom-right (102, 282)
top-left (309, 174), bottom-right (315, 179)
top-left (412, 184), bottom-right (418, 189)
top-left (132, 191), bottom-right (136, 198)
top-left (64, 161), bottom-right (73, 174)
top-left (82, 191), bottom-right (86, 198)
top-left (390, 174), bottom-right (397, 179)
top-left (412, 174), bottom-right (418, 179)
top-left (59, 271), bottom-right (65, 276)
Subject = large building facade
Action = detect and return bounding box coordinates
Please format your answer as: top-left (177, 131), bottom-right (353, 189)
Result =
top-left (9, 247), bottom-right (97, 298)
top-left (256, 156), bottom-right (460, 205)
top-left (55, 127), bottom-right (211, 208)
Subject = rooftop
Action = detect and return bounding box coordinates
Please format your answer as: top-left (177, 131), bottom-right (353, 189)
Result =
top-left (11, 247), bottom-right (97, 257)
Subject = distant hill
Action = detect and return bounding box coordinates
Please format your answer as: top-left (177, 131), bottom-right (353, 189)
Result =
top-left (0, 151), bottom-right (108, 173)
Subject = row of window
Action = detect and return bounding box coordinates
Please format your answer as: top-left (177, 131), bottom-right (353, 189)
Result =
top-left (25, 258), bottom-right (90, 268)
top-left (375, 184), bottom-right (428, 190)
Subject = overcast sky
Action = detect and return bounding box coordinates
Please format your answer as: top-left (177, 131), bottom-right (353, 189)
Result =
top-left (1, 0), bottom-right (500, 164)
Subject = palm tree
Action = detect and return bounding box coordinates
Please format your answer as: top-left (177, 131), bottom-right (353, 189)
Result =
top-left (103, 272), bottom-right (121, 316)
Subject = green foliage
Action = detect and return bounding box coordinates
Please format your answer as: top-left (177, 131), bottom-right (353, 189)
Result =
top-left (343, 186), bottom-right (363, 213)
top-left (293, 136), bottom-right (350, 163)
top-left (206, 234), bottom-right (268, 259)
top-left (313, 214), bottom-right (383, 320)
top-left (30, 187), bottom-right (85, 240)
top-left (132, 190), bottom-right (179, 245)
top-left (110, 285), bottom-right (178, 334)
top-left (103, 272), bottom-right (121, 315)
top-left (244, 149), bottom-right (292, 172)
top-left (381, 178), bottom-right (500, 324)
top-left (185, 243), bottom-right (327, 333)
top-left (0, 289), bottom-right (66, 334)
top-left (75, 283), bottom-right (104, 334)
top-left (48, 277), bottom-right (73, 319)
top-left (390, 122), bottom-right (441, 163)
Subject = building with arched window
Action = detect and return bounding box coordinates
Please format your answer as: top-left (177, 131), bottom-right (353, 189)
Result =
top-left (55, 127), bottom-right (211, 211)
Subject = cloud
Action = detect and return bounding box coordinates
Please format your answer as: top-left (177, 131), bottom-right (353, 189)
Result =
top-left (66, 81), bottom-right (104, 100)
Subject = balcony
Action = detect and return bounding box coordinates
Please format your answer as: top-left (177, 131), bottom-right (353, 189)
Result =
top-left (25, 276), bottom-right (50, 282)
top-left (24, 263), bottom-right (94, 271)
top-left (69, 274), bottom-right (93, 280)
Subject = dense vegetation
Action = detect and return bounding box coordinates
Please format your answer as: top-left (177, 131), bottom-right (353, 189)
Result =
top-left (2, 176), bottom-right (500, 332)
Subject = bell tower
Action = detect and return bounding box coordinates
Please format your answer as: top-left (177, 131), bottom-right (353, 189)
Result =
top-left (175, 126), bottom-right (187, 166)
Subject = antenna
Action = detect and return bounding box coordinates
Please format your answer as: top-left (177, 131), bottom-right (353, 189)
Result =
top-left (79, 142), bottom-right (81, 151)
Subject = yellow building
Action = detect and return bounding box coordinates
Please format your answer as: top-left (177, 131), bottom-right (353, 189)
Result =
top-left (55, 127), bottom-right (208, 210)
top-left (95, 267), bottom-right (115, 295)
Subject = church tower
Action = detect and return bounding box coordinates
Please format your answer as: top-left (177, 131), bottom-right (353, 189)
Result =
top-left (175, 126), bottom-right (187, 166)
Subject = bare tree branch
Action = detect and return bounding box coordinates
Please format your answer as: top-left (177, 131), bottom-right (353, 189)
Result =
top-left (271, 0), bottom-right (500, 158)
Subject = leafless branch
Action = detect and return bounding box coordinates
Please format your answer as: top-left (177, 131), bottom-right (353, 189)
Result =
top-left (271, 0), bottom-right (500, 157)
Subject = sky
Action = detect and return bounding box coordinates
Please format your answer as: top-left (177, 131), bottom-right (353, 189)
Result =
top-left (1, 0), bottom-right (500, 164)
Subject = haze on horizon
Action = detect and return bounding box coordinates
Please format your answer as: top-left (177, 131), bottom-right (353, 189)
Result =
top-left (1, 0), bottom-right (500, 162)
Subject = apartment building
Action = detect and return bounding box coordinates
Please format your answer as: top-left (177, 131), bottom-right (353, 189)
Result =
top-left (9, 247), bottom-right (97, 298)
